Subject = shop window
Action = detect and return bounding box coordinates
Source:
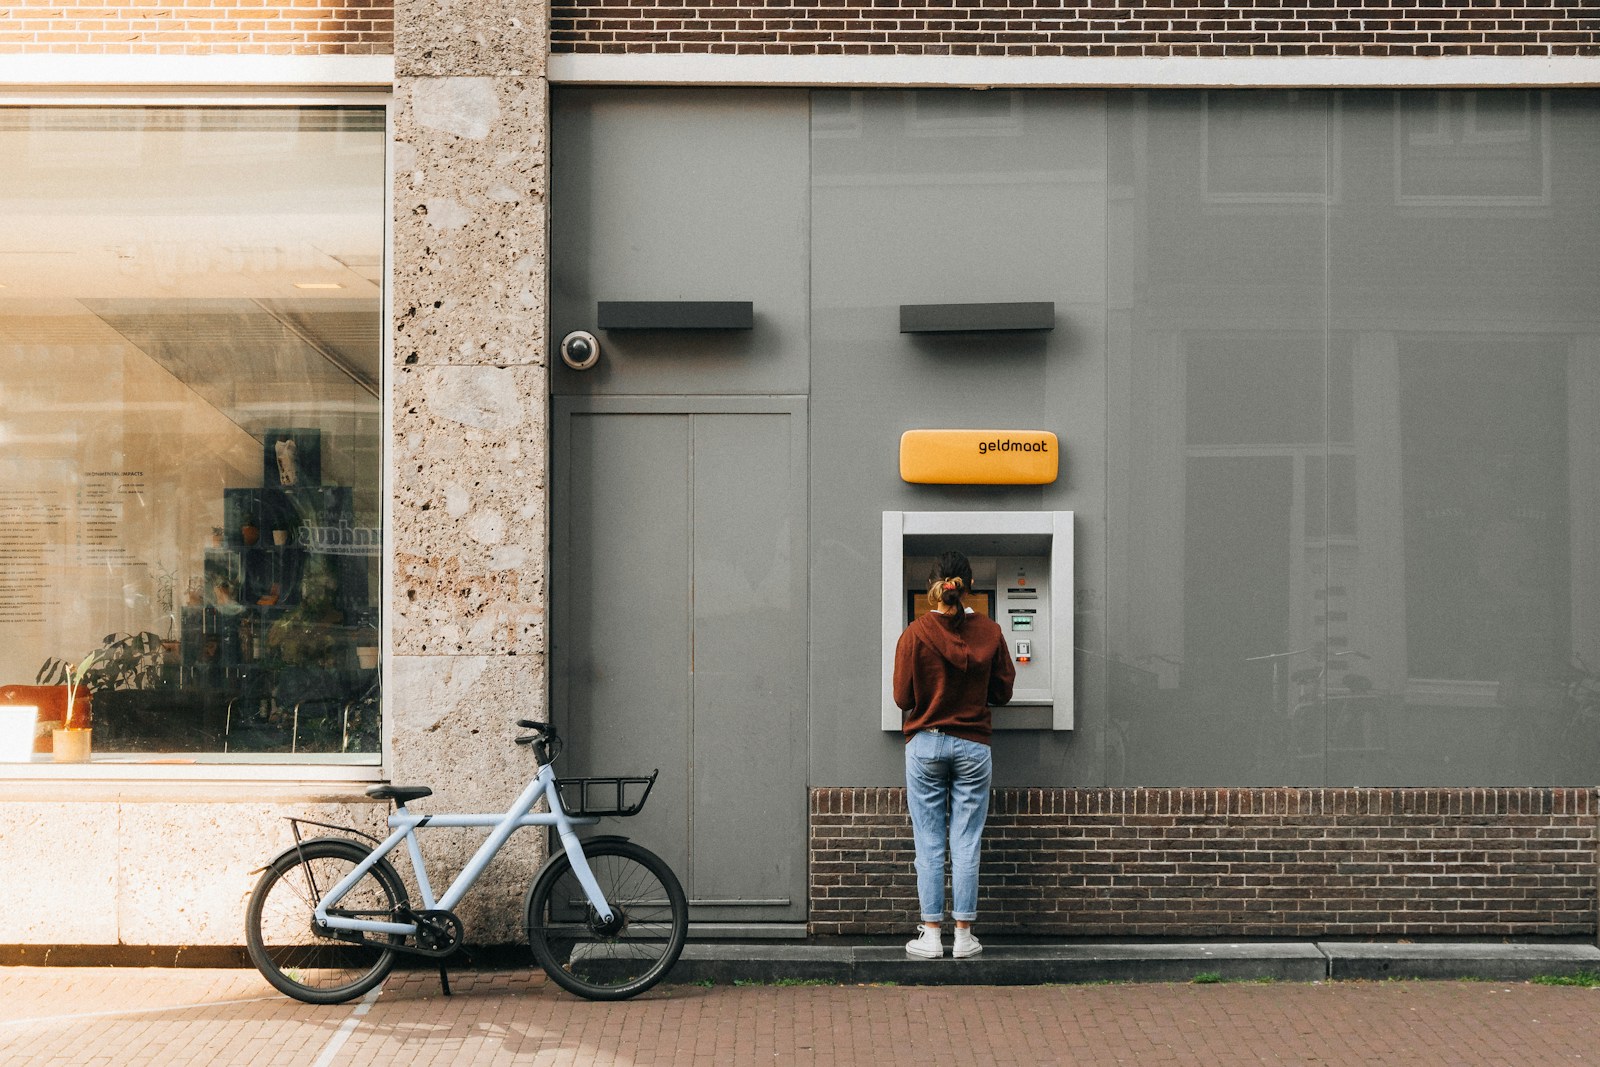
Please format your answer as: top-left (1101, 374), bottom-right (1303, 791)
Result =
top-left (0, 106), bottom-right (384, 765)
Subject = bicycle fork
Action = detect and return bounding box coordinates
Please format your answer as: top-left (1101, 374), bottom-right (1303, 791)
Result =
top-left (552, 821), bottom-right (616, 927)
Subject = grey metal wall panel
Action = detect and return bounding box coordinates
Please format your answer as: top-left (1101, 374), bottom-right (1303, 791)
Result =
top-left (552, 407), bottom-right (693, 879)
top-left (690, 409), bottom-right (808, 911)
top-left (807, 90), bottom-right (1110, 789)
top-left (553, 397), bottom-right (809, 921)
top-left (550, 88), bottom-right (810, 396)
top-left (554, 87), bottom-right (1600, 797)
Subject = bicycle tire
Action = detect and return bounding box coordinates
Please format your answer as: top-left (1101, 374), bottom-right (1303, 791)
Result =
top-left (526, 839), bottom-right (688, 1000)
top-left (246, 837), bottom-right (408, 1004)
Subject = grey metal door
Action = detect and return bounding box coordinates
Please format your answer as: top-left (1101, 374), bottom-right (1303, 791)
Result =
top-left (552, 396), bottom-right (808, 923)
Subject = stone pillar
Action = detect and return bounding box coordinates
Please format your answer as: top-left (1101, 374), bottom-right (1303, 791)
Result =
top-left (391, 3), bottom-right (549, 941)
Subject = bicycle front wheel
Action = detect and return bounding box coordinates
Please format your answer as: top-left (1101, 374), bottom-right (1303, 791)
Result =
top-left (246, 837), bottom-right (407, 1004)
top-left (526, 839), bottom-right (689, 1000)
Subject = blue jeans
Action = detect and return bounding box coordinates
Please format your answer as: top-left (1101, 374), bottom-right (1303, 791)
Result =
top-left (904, 730), bottom-right (993, 923)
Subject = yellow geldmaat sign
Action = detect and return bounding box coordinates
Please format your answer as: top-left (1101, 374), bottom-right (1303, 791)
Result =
top-left (899, 429), bottom-right (1060, 485)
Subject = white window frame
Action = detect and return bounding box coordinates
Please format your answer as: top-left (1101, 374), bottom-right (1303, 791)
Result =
top-left (0, 57), bottom-right (393, 782)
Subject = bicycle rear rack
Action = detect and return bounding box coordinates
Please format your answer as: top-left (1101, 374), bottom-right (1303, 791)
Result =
top-left (286, 816), bottom-right (384, 851)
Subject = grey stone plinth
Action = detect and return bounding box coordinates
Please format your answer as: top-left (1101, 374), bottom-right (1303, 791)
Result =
top-left (1322, 942), bottom-right (1600, 981)
top-left (667, 940), bottom-right (1600, 987)
top-left (667, 941), bottom-right (1330, 987)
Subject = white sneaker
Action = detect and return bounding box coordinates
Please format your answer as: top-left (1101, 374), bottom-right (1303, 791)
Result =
top-left (905, 924), bottom-right (943, 959)
top-left (952, 928), bottom-right (983, 959)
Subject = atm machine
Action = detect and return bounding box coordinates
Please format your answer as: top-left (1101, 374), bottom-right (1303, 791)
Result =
top-left (881, 511), bottom-right (1074, 731)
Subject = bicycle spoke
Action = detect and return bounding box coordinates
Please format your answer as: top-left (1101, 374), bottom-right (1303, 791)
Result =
top-left (528, 840), bottom-right (688, 1000)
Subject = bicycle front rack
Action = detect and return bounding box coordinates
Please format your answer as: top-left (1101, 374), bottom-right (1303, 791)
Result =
top-left (555, 770), bottom-right (659, 817)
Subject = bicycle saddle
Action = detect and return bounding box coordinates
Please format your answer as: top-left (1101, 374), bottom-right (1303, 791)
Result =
top-left (366, 784), bottom-right (432, 805)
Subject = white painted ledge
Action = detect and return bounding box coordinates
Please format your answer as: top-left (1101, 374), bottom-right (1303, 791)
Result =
top-left (550, 53), bottom-right (1600, 88)
top-left (4, 52), bottom-right (1591, 90)
top-left (0, 53), bottom-right (395, 87)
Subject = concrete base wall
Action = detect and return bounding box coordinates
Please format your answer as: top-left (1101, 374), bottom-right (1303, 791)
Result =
top-left (0, 783), bottom-right (389, 947)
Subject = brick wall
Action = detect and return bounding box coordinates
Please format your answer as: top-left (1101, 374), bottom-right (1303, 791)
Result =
top-left (810, 787), bottom-right (1599, 939)
top-left (0, 1), bottom-right (394, 54)
top-left (552, 2), bottom-right (1600, 57)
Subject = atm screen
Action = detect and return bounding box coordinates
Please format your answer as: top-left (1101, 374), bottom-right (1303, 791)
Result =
top-left (905, 589), bottom-right (994, 624)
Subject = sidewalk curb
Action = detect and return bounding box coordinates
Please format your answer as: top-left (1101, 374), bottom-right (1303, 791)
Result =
top-left (666, 941), bottom-right (1600, 986)
top-left (6, 940), bottom-right (1598, 987)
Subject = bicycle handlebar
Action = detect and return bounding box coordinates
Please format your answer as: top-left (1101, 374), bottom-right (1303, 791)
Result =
top-left (514, 719), bottom-right (561, 764)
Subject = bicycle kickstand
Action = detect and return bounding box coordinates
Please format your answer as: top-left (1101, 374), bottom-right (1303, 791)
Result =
top-left (438, 961), bottom-right (451, 997)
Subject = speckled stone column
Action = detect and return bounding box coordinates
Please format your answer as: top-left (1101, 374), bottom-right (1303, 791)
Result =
top-left (391, 2), bottom-right (549, 942)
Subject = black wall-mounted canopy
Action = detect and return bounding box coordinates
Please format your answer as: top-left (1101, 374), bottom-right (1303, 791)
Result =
top-left (597, 301), bottom-right (754, 330)
top-left (899, 301), bottom-right (1055, 334)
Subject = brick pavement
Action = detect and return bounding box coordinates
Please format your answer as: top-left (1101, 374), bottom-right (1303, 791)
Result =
top-left (3, 966), bottom-right (1600, 1065)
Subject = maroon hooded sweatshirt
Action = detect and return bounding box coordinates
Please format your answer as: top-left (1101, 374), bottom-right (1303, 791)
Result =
top-left (893, 609), bottom-right (1016, 744)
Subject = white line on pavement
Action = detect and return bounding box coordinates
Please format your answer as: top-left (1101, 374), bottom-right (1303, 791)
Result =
top-left (310, 983), bottom-right (384, 1067)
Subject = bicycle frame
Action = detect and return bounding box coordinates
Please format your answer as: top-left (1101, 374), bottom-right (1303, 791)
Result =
top-left (313, 761), bottom-right (614, 939)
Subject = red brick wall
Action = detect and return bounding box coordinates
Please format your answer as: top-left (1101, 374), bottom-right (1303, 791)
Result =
top-left (552, 2), bottom-right (1600, 57)
top-left (0, 1), bottom-right (393, 54)
top-left (810, 787), bottom-right (1599, 939)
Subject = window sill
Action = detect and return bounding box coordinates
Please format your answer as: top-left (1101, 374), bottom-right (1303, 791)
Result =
top-left (0, 753), bottom-right (383, 783)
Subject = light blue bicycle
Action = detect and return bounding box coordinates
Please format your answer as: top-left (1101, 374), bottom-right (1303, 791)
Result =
top-left (245, 719), bottom-right (688, 1002)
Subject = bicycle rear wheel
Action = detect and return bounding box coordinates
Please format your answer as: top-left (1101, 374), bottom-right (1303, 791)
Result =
top-left (246, 837), bottom-right (407, 1004)
top-left (526, 839), bottom-right (688, 1000)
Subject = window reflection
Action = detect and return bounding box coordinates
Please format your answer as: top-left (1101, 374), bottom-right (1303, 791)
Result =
top-left (1111, 89), bottom-right (1600, 786)
top-left (0, 107), bottom-right (384, 763)
top-left (1395, 90), bottom-right (1550, 205)
top-left (1202, 90), bottom-right (1334, 204)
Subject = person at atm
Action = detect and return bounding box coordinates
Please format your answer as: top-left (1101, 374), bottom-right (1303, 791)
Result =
top-left (893, 551), bottom-right (1015, 960)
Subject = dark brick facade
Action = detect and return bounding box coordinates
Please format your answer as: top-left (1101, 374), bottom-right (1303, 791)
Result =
top-left (810, 787), bottom-right (1599, 939)
top-left (551, 2), bottom-right (1600, 57)
top-left (0, 1), bottom-right (394, 54)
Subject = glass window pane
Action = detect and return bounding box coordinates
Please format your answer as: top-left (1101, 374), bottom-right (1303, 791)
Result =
top-left (0, 107), bottom-right (384, 763)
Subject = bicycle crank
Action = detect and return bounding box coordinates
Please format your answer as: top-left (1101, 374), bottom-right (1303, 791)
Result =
top-left (411, 908), bottom-right (465, 956)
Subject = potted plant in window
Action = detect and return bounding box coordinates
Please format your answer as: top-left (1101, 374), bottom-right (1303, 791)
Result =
top-left (35, 647), bottom-right (103, 762)
top-left (53, 651), bottom-right (98, 761)
top-left (38, 631), bottom-right (169, 753)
